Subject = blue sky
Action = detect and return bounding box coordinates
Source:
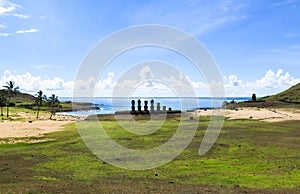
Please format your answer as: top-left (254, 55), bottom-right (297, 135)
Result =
top-left (0, 0), bottom-right (300, 97)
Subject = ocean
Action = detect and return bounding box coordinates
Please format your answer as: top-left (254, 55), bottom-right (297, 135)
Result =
top-left (58, 97), bottom-right (250, 116)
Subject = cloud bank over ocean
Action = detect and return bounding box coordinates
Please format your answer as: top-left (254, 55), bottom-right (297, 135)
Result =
top-left (1, 68), bottom-right (299, 97)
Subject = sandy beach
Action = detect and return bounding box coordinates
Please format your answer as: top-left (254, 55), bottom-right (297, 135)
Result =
top-left (1, 108), bottom-right (300, 140)
top-left (0, 112), bottom-right (81, 140)
top-left (0, 120), bottom-right (72, 138)
top-left (194, 107), bottom-right (300, 122)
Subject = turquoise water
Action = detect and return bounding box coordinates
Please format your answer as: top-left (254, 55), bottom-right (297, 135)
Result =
top-left (59, 97), bottom-right (250, 116)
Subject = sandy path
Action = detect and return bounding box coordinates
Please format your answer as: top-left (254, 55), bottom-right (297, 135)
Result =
top-left (194, 108), bottom-right (300, 122)
top-left (0, 120), bottom-right (72, 138)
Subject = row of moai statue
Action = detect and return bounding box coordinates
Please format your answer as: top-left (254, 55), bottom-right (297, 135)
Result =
top-left (131, 99), bottom-right (171, 112)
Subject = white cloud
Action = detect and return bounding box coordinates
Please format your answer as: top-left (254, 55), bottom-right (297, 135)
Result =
top-left (113, 68), bottom-right (300, 97)
top-left (191, 15), bottom-right (242, 36)
top-left (15, 28), bottom-right (38, 34)
top-left (130, 0), bottom-right (247, 36)
top-left (165, 68), bottom-right (300, 97)
top-left (130, 82), bottom-right (175, 97)
top-left (138, 66), bottom-right (154, 87)
top-left (161, 73), bottom-right (201, 97)
top-left (273, 0), bottom-right (298, 7)
top-left (0, 70), bottom-right (73, 96)
top-left (138, 66), bottom-right (153, 81)
top-left (0, 0), bottom-right (28, 19)
top-left (0, 28), bottom-right (38, 37)
top-left (224, 75), bottom-right (242, 87)
top-left (253, 69), bottom-right (300, 88)
top-left (222, 69), bottom-right (300, 97)
top-left (97, 72), bottom-right (115, 90)
top-left (1, 68), bottom-right (299, 98)
top-left (0, 32), bottom-right (11, 36)
top-left (74, 76), bottom-right (96, 91)
top-left (71, 73), bottom-right (117, 97)
top-left (13, 13), bottom-right (29, 19)
top-left (0, 0), bottom-right (19, 15)
top-left (0, 1), bottom-right (34, 38)
top-left (285, 33), bottom-right (300, 38)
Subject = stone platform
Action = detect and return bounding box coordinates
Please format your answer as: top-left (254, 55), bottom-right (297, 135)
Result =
top-left (115, 110), bottom-right (181, 115)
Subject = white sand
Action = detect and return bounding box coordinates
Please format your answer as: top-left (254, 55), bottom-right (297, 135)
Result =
top-left (1, 108), bottom-right (299, 140)
top-left (194, 108), bottom-right (300, 122)
top-left (0, 120), bottom-right (72, 138)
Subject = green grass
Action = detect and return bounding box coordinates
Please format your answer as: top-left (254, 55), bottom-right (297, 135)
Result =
top-left (264, 83), bottom-right (300, 103)
top-left (227, 83), bottom-right (300, 109)
top-left (0, 117), bottom-right (299, 193)
top-left (0, 106), bottom-right (51, 121)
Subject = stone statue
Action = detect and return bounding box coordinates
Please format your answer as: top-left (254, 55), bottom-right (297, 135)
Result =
top-left (157, 102), bottom-right (161, 111)
top-left (144, 100), bottom-right (148, 111)
top-left (137, 99), bottom-right (141, 111)
top-left (150, 99), bottom-right (154, 111)
top-left (131, 100), bottom-right (135, 111)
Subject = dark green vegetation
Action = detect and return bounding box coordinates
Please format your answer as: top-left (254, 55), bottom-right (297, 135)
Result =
top-left (262, 83), bottom-right (300, 103)
top-left (0, 89), bottom-right (34, 103)
top-left (226, 83), bottom-right (300, 109)
top-left (2, 81), bottom-right (20, 118)
top-left (0, 117), bottom-right (299, 193)
top-left (0, 89), bottom-right (92, 118)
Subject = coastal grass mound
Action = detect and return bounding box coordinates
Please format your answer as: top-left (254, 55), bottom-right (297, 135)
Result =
top-left (262, 82), bottom-right (300, 103)
top-left (0, 117), bottom-right (299, 193)
top-left (226, 82), bottom-right (300, 109)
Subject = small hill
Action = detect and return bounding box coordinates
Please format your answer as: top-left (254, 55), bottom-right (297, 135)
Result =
top-left (226, 83), bottom-right (300, 109)
top-left (0, 89), bottom-right (35, 103)
top-left (262, 83), bottom-right (300, 103)
top-left (0, 90), bottom-right (93, 112)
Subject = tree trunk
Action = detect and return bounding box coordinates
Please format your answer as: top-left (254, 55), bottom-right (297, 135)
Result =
top-left (6, 102), bottom-right (9, 118)
top-left (36, 106), bottom-right (40, 119)
top-left (6, 96), bottom-right (11, 118)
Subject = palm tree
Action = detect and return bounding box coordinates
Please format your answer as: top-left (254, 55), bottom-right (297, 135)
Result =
top-left (47, 94), bottom-right (60, 119)
top-left (0, 94), bottom-right (7, 119)
top-left (3, 81), bottom-right (19, 118)
top-left (48, 94), bottom-right (59, 105)
top-left (35, 90), bottom-right (43, 119)
top-left (43, 94), bottom-right (48, 102)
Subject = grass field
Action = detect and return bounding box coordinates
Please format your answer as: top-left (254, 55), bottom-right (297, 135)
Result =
top-left (0, 106), bottom-right (47, 121)
top-left (0, 116), bottom-right (299, 193)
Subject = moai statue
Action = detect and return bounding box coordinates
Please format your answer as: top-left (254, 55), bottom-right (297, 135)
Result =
top-left (150, 99), bottom-right (154, 111)
top-left (137, 99), bottom-right (142, 112)
top-left (157, 102), bottom-right (161, 111)
top-left (144, 100), bottom-right (148, 111)
top-left (168, 107), bottom-right (172, 111)
top-left (163, 106), bottom-right (166, 111)
top-left (131, 100), bottom-right (135, 111)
